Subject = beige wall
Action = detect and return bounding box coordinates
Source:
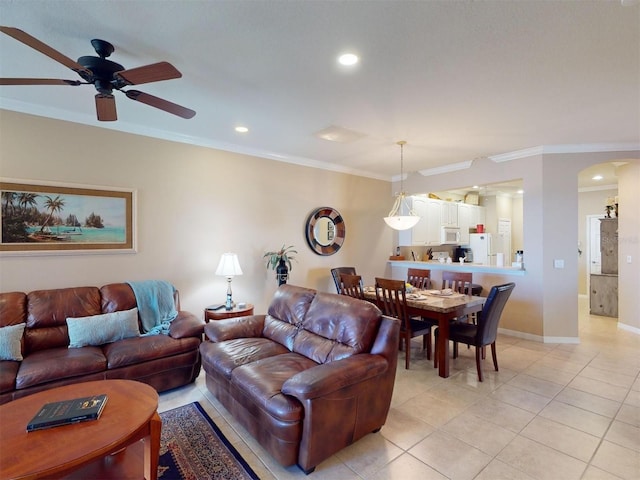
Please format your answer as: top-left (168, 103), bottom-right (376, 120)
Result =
top-left (577, 187), bottom-right (618, 295)
top-left (2, 110), bottom-right (637, 338)
top-left (397, 153), bottom-right (639, 341)
top-left (0, 110), bottom-right (393, 315)
top-left (617, 162), bottom-right (640, 330)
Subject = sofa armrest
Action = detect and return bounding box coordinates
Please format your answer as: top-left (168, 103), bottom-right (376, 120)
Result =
top-left (169, 311), bottom-right (205, 339)
top-left (282, 354), bottom-right (388, 400)
top-left (203, 315), bottom-right (266, 342)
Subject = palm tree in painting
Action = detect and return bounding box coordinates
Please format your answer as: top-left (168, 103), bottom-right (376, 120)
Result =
top-left (39, 195), bottom-right (65, 233)
top-left (17, 193), bottom-right (38, 214)
top-left (1, 192), bottom-right (17, 217)
top-left (18, 193), bottom-right (38, 210)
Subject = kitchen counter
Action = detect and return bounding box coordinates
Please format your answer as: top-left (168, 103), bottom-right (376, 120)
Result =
top-left (388, 260), bottom-right (526, 276)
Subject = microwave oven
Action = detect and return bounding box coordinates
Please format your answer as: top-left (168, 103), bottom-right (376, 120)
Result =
top-left (441, 226), bottom-right (460, 245)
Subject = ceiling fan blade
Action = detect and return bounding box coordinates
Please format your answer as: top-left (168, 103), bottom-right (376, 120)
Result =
top-left (115, 62), bottom-right (181, 86)
top-left (0, 78), bottom-right (82, 86)
top-left (124, 90), bottom-right (195, 119)
top-left (0, 26), bottom-right (91, 78)
top-left (95, 94), bottom-right (117, 122)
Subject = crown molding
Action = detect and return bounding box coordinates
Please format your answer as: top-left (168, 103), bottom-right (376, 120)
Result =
top-left (417, 160), bottom-right (474, 177)
top-left (489, 143), bottom-right (640, 163)
top-left (578, 184), bottom-right (618, 193)
top-left (2, 100), bottom-right (637, 183)
top-left (0, 102), bottom-right (388, 182)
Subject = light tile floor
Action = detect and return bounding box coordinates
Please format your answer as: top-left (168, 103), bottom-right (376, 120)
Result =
top-left (158, 297), bottom-right (640, 479)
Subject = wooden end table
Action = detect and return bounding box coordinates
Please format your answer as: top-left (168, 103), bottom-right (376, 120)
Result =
top-left (0, 379), bottom-right (160, 480)
top-left (204, 303), bottom-right (254, 322)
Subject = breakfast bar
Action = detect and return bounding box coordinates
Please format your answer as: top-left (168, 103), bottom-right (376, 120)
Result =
top-left (389, 260), bottom-right (526, 276)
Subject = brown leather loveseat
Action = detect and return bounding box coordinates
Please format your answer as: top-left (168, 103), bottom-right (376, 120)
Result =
top-left (0, 282), bottom-right (204, 405)
top-left (199, 284), bottom-right (400, 474)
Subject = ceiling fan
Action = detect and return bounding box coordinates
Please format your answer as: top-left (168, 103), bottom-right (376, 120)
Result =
top-left (0, 26), bottom-right (196, 121)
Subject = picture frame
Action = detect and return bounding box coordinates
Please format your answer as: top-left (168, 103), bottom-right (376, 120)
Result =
top-left (1, 179), bottom-right (136, 255)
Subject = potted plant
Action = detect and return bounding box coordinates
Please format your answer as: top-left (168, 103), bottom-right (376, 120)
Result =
top-left (263, 245), bottom-right (297, 286)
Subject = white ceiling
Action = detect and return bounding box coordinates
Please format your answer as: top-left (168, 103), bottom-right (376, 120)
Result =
top-left (1, 1), bottom-right (638, 188)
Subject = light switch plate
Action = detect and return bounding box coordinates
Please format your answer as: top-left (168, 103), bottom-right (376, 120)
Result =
top-left (627, 255), bottom-right (632, 264)
top-left (554, 259), bottom-right (565, 269)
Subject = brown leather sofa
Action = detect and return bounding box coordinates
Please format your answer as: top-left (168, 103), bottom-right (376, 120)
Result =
top-left (200, 284), bottom-right (400, 474)
top-left (0, 282), bottom-right (204, 405)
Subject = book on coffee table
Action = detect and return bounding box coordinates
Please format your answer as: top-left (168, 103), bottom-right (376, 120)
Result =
top-left (26, 394), bottom-right (108, 432)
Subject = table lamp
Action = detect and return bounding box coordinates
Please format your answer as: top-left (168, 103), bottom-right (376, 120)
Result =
top-left (215, 253), bottom-right (243, 310)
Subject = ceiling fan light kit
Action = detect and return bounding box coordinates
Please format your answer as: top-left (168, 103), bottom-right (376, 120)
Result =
top-left (384, 141), bottom-right (421, 231)
top-left (0, 26), bottom-right (195, 122)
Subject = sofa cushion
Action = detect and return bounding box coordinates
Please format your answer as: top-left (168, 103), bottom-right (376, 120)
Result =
top-left (0, 292), bottom-right (27, 327)
top-left (67, 308), bottom-right (140, 348)
top-left (0, 323), bottom-right (26, 361)
top-left (231, 352), bottom-right (317, 423)
top-left (0, 361), bottom-right (19, 394)
top-left (100, 283), bottom-right (138, 313)
top-left (266, 285), bottom-right (315, 329)
top-left (200, 337), bottom-right (289, 380)
top-left (16, 346), bottom-right (107, 390)
top-left (292, 293), bottom-right (382, 363)
top-left (25, 287), bottom-right (102, 354)
top-left (102, 334), bottom-right (200, 369)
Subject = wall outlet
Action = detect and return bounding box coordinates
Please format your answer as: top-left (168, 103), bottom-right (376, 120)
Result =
top-left (627, 255), bottom-right (632, 264)
top-left (554, 259), bottom-right (565, 269)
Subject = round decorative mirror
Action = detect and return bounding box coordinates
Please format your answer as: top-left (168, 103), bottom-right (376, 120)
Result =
top-left (305, 207), bottom-right (345, 256)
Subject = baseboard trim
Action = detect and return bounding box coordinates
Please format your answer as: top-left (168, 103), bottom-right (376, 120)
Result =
top-left (617, 322), bottom-right (640, 335)
top-left (498, 327), bottom-right (580, 344)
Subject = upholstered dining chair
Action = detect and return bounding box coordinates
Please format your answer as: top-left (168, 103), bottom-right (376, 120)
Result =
top-left (434, 282), bottom-right (515, 381)
top-left (407, 268), bottom-right (431, 290)
top-left (375, 277), bottom-right (432, 369)
top-left (331, 267), bottom-right (357, 293)
top-left (339, 273), bottom-right (365, 300)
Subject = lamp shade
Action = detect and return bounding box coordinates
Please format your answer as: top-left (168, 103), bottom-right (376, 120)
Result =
top-left (215, 253), bottom-right (243, 277)
top-left (384, 141), bottom-right (421, 231)
top-left (384, 214), bottom-right (421, 230)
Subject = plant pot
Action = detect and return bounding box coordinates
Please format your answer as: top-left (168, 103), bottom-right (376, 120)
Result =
top-left (276, 258), bottom-right (289, 286)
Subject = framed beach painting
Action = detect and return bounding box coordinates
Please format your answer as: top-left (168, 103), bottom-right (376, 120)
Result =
top-left (1, 179), bottom-right (136, 255)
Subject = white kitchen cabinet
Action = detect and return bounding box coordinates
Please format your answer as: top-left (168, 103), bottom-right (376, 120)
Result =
top-left (457, 204), bottom-right (486, 245)
top-left (398, 196), bottom-right (442, 246)
top-left (440, 201), bottom-right (459, 227)
top-left (458, 203), bottom-right (472, 245)
top-left (425, 199), bottom-right (442, 245)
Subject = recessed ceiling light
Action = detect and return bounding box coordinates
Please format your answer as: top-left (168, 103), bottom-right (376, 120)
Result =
top-left (338, 53), bottom-right (359, 66)
top-left (235, 126), bottom-right (249, 133)
top-left (592, 175), bottom-right (603, 181)
top-left (472, 185), bottom-right (480, 189)
top-left (517, 189), bottom-right (524, 194)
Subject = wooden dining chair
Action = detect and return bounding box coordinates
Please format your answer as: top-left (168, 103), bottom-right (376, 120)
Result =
top-left (375, 277), bottom-right (432, 369)
top-left (434, 282), bottom-right (515, 381)
top-left (339, 273), bottom-right (365, 300)
top-left (406, 268), bottom-right (436, 360)
top-left (441, 271), bottom-right (473, 294)
top-left (330, 267), bottom-right (357, 293)
top-left (440, 271), bottom-right (474, 354)
top-left (407, 268), bottom-right (431, 290)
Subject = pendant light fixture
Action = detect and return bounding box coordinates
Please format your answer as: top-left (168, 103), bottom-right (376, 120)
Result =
top-left (384, 141), bottom-right (420, 230)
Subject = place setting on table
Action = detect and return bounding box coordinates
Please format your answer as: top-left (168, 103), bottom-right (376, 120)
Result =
top-left (362, 282), bottom-right (486, 378)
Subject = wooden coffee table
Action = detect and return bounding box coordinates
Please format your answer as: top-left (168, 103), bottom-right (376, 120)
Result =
top-left (0, 379), bottom-right (161, 480)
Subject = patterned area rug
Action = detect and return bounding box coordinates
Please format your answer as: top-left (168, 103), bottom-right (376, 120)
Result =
top-left (159, 402), bottom-right (260, 480)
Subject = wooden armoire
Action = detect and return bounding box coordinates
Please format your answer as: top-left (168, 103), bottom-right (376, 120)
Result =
top-left (589, 217), bottom-right (618, 317)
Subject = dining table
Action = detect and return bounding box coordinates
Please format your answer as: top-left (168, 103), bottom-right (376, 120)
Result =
top-left (363, 287), bottom-right (485, 378)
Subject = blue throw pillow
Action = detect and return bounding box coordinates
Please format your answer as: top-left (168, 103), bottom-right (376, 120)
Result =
top-left (67, 308), bottom-right (140, 348)
top-left (0, 323), bottom-right (26, 361)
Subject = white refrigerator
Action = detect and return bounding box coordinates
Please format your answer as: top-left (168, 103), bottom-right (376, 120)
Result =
top-left (469, 233), bottom-right (494, 265)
